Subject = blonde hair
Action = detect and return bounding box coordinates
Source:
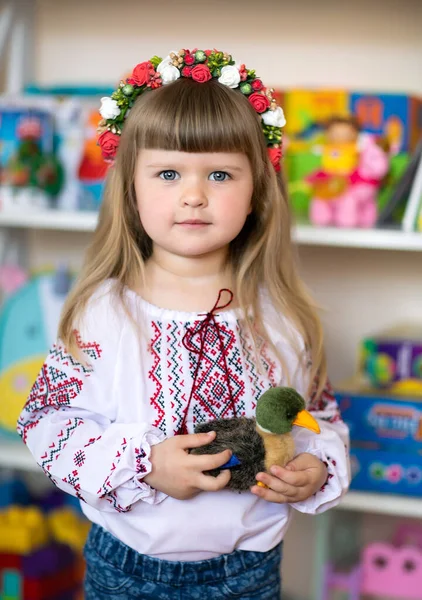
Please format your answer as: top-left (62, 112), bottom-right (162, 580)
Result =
top-left (59, 78), bottom-right (326, 397)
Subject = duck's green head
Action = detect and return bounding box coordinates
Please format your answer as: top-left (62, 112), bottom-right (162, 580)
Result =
top-left (256, 387), bottom-right (320, 435)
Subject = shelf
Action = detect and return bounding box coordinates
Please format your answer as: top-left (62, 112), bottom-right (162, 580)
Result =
top-left (0, 210), bottom-right (98, 232)
top-left (0, 437), bottom-right (41, 472)
top-left (294, 225), bottom-right (422, 252)
top-left (338, 490), bottom-right (422, 519)
top-left (1, 210), bottom-right (421, 251)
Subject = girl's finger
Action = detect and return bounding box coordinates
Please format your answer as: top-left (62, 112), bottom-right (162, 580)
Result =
top-left (255, 473), bottom-right (298, 497)
top-left (197, 469), bottom-right (231, 492)
top-left (190, 449), bottom-right (232, 471)
top-left (250, 485), bottom-right (290, 504)
top-left (270, 467), bottom-right (310, 487)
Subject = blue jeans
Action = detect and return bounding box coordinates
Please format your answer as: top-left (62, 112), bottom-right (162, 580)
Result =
top-left (84, 524), bottom-right (282, 599)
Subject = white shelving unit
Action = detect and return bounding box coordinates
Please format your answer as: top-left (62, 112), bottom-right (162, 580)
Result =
top-left (0, 210), bottom-right (421, 251)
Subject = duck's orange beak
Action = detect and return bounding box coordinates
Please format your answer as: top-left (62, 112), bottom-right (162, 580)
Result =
top-left (293, 410), bottom-right (320, 434)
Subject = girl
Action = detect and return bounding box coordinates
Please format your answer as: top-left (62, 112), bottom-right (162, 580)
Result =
top-left (17, 49), bottom-right (350, 599)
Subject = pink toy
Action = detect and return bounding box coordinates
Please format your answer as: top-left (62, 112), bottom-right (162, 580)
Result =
top-left (309, 136), bottom-right (389, 228)
top-left (322, 523), bottom-right (422, 600)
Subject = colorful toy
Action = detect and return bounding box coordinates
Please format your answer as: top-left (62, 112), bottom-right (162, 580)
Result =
top-left (351, 92), bottom-right (422, 154)
top-left (0, 268), bottom-right (73, 437)
top-left (0, 109), bottom-right (63, 210)
top-left (0, 541), bottom-right (80, 600)
top-left (191, 387), bottom-right (320, 491)
top-left (0, 507), bottom-right (48, 555)
top-left (307, 123), bottom-right (389, 228)
top-left (284, 89), bottom-right (422, 153)
top-left (360, 324), bottom-right (422, 394)
top-left (322, 523), bottom-right (422, 599)
top-left (48, 508), bottom-right (91, 553)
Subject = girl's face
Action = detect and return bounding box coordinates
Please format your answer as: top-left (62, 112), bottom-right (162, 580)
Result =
top-left (135, 149), bottom-right (253, 260)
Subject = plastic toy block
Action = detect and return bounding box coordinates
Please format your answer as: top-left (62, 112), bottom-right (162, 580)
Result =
top-left (0, 507), bottom-right (48, 555)
top-left (2, 569), bottom-right (21, 597)
top-left (24, 560), bottom-right (80, 599)
top-left (48, 508), bottom-right (90, 552)
top-left (22, 543), bottom-right (73, 578)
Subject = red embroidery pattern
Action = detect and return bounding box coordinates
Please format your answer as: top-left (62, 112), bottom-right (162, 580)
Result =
top-left (41, 417), bottom-right (83, 475)
top-left (17, 335), bottom-right (102, 442)
top-left (167, 321), bottom-right (186, 434)
top-left (135, 447), bottom-right (147, 474)
top-left (148, 321), bottom-right (166, 433)
top-left (320, 456), bottom-right (336, 492)
top-left (97, 437), bottom-right (128, 498)
top-left (309, 375), bottom-right (341, 423)
top-left (147, 317), bottom-right (279, 434)
top-left (62, 467), bottom-right (85, 503)
top-left (239, 326), bottom-right (278, 412)
top-left (186, 319), bottom-right (245, 425)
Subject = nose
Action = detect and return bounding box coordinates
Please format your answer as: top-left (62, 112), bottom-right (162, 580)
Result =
top-left (180, 181), bottom-right (208, 208)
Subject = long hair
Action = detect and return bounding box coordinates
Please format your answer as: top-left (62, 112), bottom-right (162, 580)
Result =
top-left (59, 77), bottom-right (326, 396)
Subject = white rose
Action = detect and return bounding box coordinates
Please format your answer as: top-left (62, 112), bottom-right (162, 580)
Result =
top-left (262, 107), bottom-right (286, 128)
top-left (99, 97), bottom-right (121, 120)
top-left (157, 52), bottom-right (177, 73)
top-left (218, 65), bottom-right (241, 88)
top-left (157, 52), bottom-right (181, 84)
top-left (159, 64), bottom-right (181, 85)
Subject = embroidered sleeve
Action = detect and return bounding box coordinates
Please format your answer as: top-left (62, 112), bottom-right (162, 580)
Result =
top-left (16, 290), bottom-right (166, 512)
top-left (289, 373), bottom-right (351, 515)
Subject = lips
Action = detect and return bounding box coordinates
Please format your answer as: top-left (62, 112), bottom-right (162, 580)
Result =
top-left (178, 219), bottom-right (209, 225)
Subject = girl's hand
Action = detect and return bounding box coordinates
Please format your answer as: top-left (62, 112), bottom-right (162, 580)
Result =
top-left (251, 453), bottom-right (328, 504)
top-left (144, 431), bottom-right (232, 500)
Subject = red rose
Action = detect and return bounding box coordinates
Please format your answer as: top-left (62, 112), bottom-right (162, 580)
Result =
top-left (205, 49), bottom-right (212, 56)
top-left (126, 77), bottom-right (136, 86)
top-left (184, 54), bottom-right (195, 66)
top-left (131, 61), bottom-right (152, 87)
top-left (251, 79), bottom-right (263, 91)
top-left (182, 66), bottom-right (192, 78)
top-left (248, 92), bottom-right (270, 114)
top-left (98, 130), bottom-right (120, 162)
top-left (268, 147), bottom-right (282, 172)
top-left (191, 64), bottom-right (212, 83)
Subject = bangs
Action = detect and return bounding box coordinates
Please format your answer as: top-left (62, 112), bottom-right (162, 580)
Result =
top-left (129, 78), bottom-right (265, 156)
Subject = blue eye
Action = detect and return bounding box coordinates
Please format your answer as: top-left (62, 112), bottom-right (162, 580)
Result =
top-left (159, 170), bottom-right (179, 181)
top-left (209, 171), bottom-right (230, 182)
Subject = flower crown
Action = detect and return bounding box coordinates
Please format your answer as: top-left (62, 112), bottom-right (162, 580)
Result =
top-left (97, 49), bottom-right (286, 171)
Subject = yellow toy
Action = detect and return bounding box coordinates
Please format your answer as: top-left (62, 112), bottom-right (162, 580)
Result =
top-left (0, 506), bottom-right (48, 554)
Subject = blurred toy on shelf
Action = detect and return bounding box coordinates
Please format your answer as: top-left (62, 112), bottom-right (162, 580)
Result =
top-left (0, 88), bottom-right (111, 215)
top-left (48, 507), bottom-right (91, 553)
top-left (0, 506), bottom-right (83, 599)
top-left (0, 476), bottom-right (89, 599)
top-left (0, 267), bottom-right (73, 439)
top-left (360, 324), bottom-right (422, 394)
top-left (0, 104), bottom-right (63, 211)
top-left (285, 89), bottom-right (421, 154)
top-left (283, 88), bottom-right (421, 229)
top-left (322, 522), bottom-right (422, 600)
top-left (306, 119), bottom-right (389, 228)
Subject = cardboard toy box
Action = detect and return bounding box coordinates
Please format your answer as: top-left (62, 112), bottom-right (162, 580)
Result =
top-left (349, 445), bottom-right (422, 497)
top-left (335, 378), bottom-right (422, 496)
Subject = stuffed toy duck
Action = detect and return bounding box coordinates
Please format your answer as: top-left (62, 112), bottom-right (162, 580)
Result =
top-left (192, 387), bottom-right (320, 492)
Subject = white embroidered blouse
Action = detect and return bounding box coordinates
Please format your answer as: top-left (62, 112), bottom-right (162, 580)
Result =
top-left (17, 280), bottom-right (350, 561)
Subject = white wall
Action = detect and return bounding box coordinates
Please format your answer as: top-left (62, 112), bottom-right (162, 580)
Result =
top-left (25, 1), bottom-right (422, 598)
top-left (35, 0), bottom-right (422, 93)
